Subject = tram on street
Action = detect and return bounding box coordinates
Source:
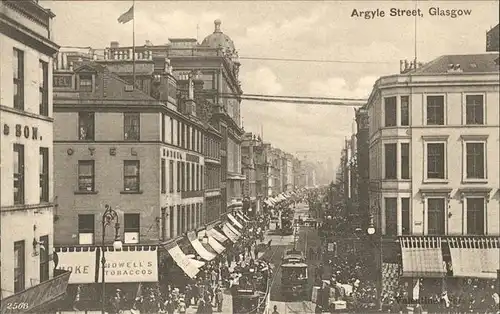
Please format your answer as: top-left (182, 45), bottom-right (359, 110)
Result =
top-left (281, 261), bottom-right (309, 299)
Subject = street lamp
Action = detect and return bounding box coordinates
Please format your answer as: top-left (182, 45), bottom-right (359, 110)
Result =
top-left (101, 205), bottom-right (122, 314)
top-left (367, 207), bottom-right (382, 311)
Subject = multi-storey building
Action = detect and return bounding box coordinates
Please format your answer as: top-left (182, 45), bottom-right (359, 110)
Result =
top-left (355, 106), bottom-right (370, 228)
top-left (52, 53), bottom-right (209, 295)
top-left (0, 0), bottom-right (71, 311)
top-left (104, 19), bottom-right (245, 217)
top-left (281, 153), bottom-right (294, 192)
top-left (367, 54), bottom-right (499, 296)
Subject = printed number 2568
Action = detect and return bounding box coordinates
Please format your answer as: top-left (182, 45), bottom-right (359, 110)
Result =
top-left (7, 302), bottom-right (29, 310)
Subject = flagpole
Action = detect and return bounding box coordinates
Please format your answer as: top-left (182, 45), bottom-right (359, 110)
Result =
top-left (132, 0), bottom-right (136, 88)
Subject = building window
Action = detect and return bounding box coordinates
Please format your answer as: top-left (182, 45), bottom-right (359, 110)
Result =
top-left (426, 95), bottom-right (445, 125)
top-left (181, 162), bottom-right (186, 192)
top-left (192, 129), bottom-right (196, 151)
top-left (186, 126), bottom-right (191, 150)
top-left (78, 160), bottom-right (95, 192)
top-left (181, 206), bottom-right (186, 233)
top-left (427, 198), bottom-right (445, 235)
top-left (196, 165), bottom-right (199, 191)
top-left (177, 121), bottom-right (180, 146)
top-left (124, 213), bottom-right (140, 244)
top-left (176, 205), bottom-right (181, 236)
top-left (13, 48), bottom-right (24, 110)
top-left (466, 143), bottom-right (485, 179)
top-left (124, 113), bottom-right (140, 141)
top-left (427, 143), bottom-right (445, 179)
top-left (465, 95), bottom-right (484, 125)
top-left (400, 96), bottom-right (409, 126)
top-left (401, 143), bottom-right (410, 179)
top-left (39, 235), bottom-right (49, 282)
top-left (177, 161), bottom-right (181, 192)
top-left (124, 160), bottom-right (140, 191)
top-left (401, 198), bottom-right (410, 235)
top-left (14, 240), bottom-right (25, 293)
top-left (78, 112), bottom-right (95, 140)
top-left (13, 144), bottom-right (25, 205)
top-left (79, 74), bottom-right (93, 92)
top-left (169, 206), bottom-right (175, 238)
top-left (191, 163), bottom-right (195, 191)
top-left (161, 159), bottom-right (166, 194)
top-left (384, 143), bottom-right (397, 179)
top-left (467, 198), bottom-right (485, 235)
top-left (384, 97), bottom-right (397, 127)
top-left (39, 147), bottom-right (49, 202)
top-left (161, 113), bottom-right (165, 142)
top-left (181, 123), bottom-right (185, 148)
top-left (78, 214), bottom-right (94, 244)
top-left (385, 198), bottom-right (397, 236)
top-left (187, 204), bottom-right (191, 230)
top-left (39, 60), bottom-right (49, 116)
top-left (186, 162), bottom-right (191, 192)
top-left (170, 118), bottom-right (174, 144)
top-left (161, 207), bottom-right (167, 240)
top-left (169, 160), bottom-right (174, 193)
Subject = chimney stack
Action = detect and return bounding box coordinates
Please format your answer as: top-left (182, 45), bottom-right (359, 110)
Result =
top-left (110, 41), bottom-right (120, 48)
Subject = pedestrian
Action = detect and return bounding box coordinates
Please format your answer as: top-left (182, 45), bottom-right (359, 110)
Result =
top-left (272, 305), bottom-right (280, 314)
top-left (215, 286), bottom-right (224, 312)
top-left (254, 246), bottom-right (259, 260)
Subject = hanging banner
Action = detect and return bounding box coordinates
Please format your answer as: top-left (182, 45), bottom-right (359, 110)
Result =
top-left (55, 249), bottom-right (97, 284)
top-left (97, 249), bottom-right (158, 283)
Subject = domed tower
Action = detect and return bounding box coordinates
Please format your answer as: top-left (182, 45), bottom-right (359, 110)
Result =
top-left (201, 19), bottom-right (236, 52)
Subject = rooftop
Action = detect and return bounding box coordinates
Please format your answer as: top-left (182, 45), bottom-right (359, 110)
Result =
top-left (414, 53), bottom-right (499, 74)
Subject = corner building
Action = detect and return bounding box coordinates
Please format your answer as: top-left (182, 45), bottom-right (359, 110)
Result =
top-left (0, 0), bottom-right (71, 311)
top-left (367, 54), bottom-right (500, 299)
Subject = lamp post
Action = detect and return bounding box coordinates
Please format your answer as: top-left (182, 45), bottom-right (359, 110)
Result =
top-left (101, 205), bottom-right (123, 314)
top-left (367, 208), bottom-right (382, 311)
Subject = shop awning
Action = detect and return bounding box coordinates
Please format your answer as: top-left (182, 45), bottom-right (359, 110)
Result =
top-left (400, 237), bottom-right (446, 278)
top-left (226, 221), bottom-right (242, 237)
top-left (163, 242), bottom-right (200, 279)
top-left (187, 231), bottom-right (217, 261)
top-left (448, 237), bottom-right (500, 279)
top-left (0, 270), bottom-right (71, 314)
top-left (207, 228), bottom-right (228, 243)
top-left (222, 223), bottom-right (240, 243)
top-left (227, 213), bottom-right (244, 229)
top-left (208, 236), bottom-right (226, 254)
top-left (189, 258), bottom-right (205, 269)
top-left (236, 212), bottom-right (249, 222)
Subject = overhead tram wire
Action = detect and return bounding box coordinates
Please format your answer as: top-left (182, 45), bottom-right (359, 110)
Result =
top-left (217, 93), bottom-right (367, 106)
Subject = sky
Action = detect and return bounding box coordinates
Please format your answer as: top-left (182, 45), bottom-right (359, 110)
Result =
top-left (42, 0), bottom-right (499, 171)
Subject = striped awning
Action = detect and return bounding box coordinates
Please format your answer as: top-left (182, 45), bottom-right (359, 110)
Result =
top-left (187, 231), bottom-right (216, 261)
top-left (222, 223), bottom-right (240, 243)
top-left (235, 212), bottom-right (249, 223)
top-left (448, 237), bottom-right (500, 279)
top-left (207, 228), bottom-right (228, 243)
top-left (162, 242), bottom-right (200, 279)
top-left (208, 236), bottom-right (225, 254)
top-left (400, 237), bottom-right (446, 278)
top-left (227, 213), bottom-right (243, 229)
top-left (226, 221), bottom-right (242, 237)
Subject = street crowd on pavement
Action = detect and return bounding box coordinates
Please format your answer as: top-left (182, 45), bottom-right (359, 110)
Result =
top-left (117, 214), bottom-right (273, 314)
top-left (308, 190), bottom-right (500, 314)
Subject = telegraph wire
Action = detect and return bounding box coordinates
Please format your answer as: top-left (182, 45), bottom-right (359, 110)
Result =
top-left (217, 92), bottom-right (367, 102)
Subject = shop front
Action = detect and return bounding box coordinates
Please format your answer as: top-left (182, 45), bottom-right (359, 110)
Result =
top-left (52, 245), bottom-right (158, 311)
top-left (187, 231), bottom-right (217, 261)
top-left (197, 229), bottom-right (226, 254)
top-left (223, 222), bottom-right (241, 243)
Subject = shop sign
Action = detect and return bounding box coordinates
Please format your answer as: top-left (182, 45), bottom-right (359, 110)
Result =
top-left (97, 250), bottom-right (158, 283)
top-left (3, 124), bottom-right (40, 140)
top-left (55, 250), bottom-right (97, 284)
top-left (186, 153), bottom-right (200, 163)
top-left (1, 271), bottom-right (70, 314)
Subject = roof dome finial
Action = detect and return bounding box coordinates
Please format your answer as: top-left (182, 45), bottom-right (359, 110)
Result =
top-left (214, 19), bottom-right (222, 33)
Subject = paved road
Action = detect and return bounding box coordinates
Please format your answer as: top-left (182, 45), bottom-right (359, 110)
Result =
top-left (260, 203), bottom-right (328, 314)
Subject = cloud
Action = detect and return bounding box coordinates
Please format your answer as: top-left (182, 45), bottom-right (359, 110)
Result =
top-left (241, 67), bottom-right (283, 95)
top-left (309, 76), bottom-right (378, 99)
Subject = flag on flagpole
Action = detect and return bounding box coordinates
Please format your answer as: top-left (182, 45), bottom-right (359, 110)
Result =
top-left (117, 5), bottom-right (134, 24)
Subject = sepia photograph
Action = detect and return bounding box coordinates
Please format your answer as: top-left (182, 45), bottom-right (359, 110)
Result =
top-left (0, 0), bottom-right (499, 313)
